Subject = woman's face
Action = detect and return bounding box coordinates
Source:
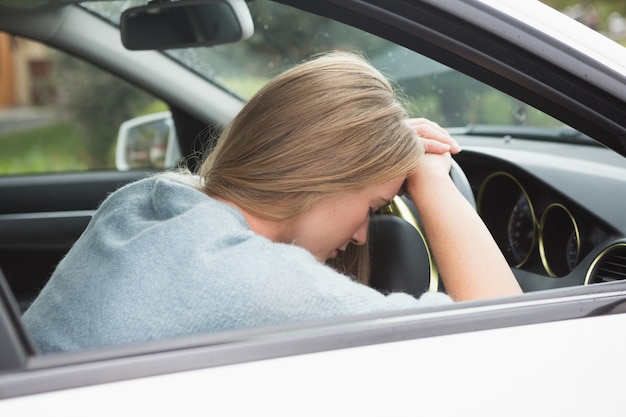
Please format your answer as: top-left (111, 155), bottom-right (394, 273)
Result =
top-left (286, 176), bottom-right (405, 262)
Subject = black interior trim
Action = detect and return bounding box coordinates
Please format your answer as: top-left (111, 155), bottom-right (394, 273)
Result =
top-left (0, 266), bottom-right (34, 372)
top-left (0, 171), bottom-right (155, 215)
top-left (170, 105), bottom-right (220, 173)
top-left (0, 171), bottom-right (155, 307)
top-left (369, 215), bottom-right (431, 297)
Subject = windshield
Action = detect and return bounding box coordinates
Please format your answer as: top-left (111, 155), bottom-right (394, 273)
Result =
top-left (82, 0), bottom-right (566, 129)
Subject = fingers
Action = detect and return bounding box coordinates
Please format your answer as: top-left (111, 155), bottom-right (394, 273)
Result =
top-left (407, 118), bottom-right (461, 154)
top-left (421, 138), bottom-right (457, 154)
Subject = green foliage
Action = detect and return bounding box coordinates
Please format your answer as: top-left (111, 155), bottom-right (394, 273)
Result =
top-left (139, 100), bottom-right (169, 116)
top-left (543, 0), bottom-right (626, 35)
top-left (52, 51), bottom-right (154, 169)
top-left (0, 122), bottom-right (87, 174)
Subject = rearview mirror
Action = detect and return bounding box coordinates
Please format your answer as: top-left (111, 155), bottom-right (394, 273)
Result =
top-left (120, 0), bottom-right (254, 50)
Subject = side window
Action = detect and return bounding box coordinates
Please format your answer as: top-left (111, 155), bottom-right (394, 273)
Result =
top-left (0, 33), bottom-right (174, 176)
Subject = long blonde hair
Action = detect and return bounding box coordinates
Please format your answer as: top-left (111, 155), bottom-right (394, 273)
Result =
top-left (199, 52), bottom-right (423, 283)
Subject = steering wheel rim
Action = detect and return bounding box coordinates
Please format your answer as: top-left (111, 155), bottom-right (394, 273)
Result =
top-left (450, 158), bottom-right (476, 210)
top-left (371, 157), bottom-right (475, 295)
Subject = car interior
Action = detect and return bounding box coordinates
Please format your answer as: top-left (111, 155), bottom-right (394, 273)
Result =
top-left (0, 0), bottom-right (625, 371)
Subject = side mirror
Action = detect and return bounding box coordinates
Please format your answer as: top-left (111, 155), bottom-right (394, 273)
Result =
top-left (120, 0), bottom-right (254, 50)
top-left (115, 112), bottom-right (182, 171)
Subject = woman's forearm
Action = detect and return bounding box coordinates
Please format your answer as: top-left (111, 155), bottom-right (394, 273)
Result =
top-left (408, 163), bottom-right (522, 301)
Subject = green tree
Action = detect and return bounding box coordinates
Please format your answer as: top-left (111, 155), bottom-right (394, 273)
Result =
top-left (543, 0), bottom-right (626, 37)
top-left (52, 52), bottom-right (153, 169)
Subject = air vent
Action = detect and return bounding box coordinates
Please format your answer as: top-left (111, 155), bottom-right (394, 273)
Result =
top-left (586, 244), bottom-right (626, 285)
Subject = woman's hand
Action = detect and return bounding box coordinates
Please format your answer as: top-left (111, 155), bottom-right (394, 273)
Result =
top-left (407, 118), bottom-right (461, 155)
top-left (404, 118), bottom-right (522, 301)
top-left (405, 118), bottom-right (457, 199)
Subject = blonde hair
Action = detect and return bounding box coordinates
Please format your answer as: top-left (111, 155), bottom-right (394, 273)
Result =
top-left (199, 52), bottom-right (423, 283)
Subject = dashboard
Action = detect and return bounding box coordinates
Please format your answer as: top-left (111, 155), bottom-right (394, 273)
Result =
top-left (453, 135), bottom-right (626, 292)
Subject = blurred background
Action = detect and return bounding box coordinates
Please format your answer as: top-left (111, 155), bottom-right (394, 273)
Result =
top-left (0, 1), bottom-right (623, 175)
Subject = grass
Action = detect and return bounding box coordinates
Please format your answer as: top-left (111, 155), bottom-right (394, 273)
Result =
top-left (0, 100), bottom-right (169, 176)
top-left (0, 122), bottom-right (89, 175)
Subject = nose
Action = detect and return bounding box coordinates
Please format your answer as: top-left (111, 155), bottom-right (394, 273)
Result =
top-left (350, 218), bottom-right (369, 246)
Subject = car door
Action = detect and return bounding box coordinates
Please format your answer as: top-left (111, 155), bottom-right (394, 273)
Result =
top-left (1, 0), bottom-right (626, 413)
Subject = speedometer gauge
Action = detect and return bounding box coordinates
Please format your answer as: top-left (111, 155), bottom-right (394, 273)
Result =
top-left (539, 204), bottom-right (581, 277)
top-left (566, 231), bottom-right (580, 271)
top-left (478, 172), bottom-right (537, 268)
top-left (507, 195), bottom-right (535, 266)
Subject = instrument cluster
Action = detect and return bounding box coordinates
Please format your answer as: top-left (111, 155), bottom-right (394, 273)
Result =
top-left (477, 172), bottom-right (602, 277)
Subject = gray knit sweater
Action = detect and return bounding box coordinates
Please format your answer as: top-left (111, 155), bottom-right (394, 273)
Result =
top-left (23, 174), bottom-right (451, 353)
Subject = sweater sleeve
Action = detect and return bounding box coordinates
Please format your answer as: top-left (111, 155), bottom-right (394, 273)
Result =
top-left (218, 236), bottom-right (452, 327)
top-left (22, 175), bottom-right (452, 353)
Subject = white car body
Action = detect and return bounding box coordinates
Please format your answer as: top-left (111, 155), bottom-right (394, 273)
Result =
top-left (3, 305), bottom-right (625, 415)
top-left (1, 0), bottom-right (626, 414)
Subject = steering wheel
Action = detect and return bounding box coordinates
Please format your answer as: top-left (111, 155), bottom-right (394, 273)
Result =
top-left (369, 158), bottom-right (475, 296)
top-left (450, 158), bottom-right (476, 210)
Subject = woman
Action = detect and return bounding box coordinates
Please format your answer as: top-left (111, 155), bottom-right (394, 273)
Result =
top-left (23, 52), bottom-right (521, 353)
